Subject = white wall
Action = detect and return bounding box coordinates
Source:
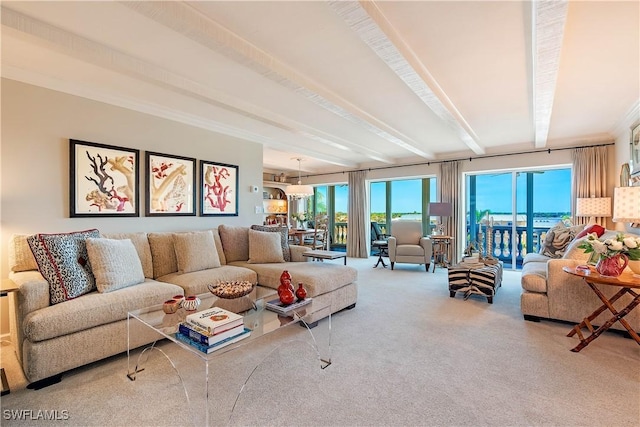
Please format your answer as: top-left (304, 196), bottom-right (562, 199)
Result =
top-left (0, 79), bottom-right (265, 334)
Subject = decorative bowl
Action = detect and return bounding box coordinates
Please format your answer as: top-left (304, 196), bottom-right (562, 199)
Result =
top-left (172, 295), bottom-right (185, 307)
top-left (162, 299), bottom-right (180, 314)
top-left (182, 295), bottom-right (201, 311)
top-left (208, 281), bottom-right (255, 299)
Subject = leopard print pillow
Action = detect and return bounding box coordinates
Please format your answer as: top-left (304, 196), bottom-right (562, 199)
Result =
top-left (27, 229), bottom-right (100, 304)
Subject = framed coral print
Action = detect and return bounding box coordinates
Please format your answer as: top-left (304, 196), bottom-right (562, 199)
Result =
top-left (200, 160), bottom-right (238, 216)
top-left (145, 151), bottom-right (196, 216)
top-left (631, 123), bottom-right (640, 177)
top-left (70, 139), bottom-right (139, 217)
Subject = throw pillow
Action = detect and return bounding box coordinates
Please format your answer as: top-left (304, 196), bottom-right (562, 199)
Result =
top-left (247, 229), bottom-right (285, 264)
top-left (218, 225), bottom-right (250, 262)
top-left (575, 224), bottom-right (606, 239)
top-left (173, 230), bottom-right (221, 273)
top-left (539, 222), bottom-right (579, 258)
top-left (27, 229), bottom-right (100, 304)
top-left (86, 238), bottom-right (145, 293)
top-left (9, 234), bottom-right (38, 272)
top-left (250, 225), bottom-right (290, 262)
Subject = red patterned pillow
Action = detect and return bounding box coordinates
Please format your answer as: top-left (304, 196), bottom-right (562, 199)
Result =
top-left (575, 224), bottom-right (605, 239)
top-left (27, 229), bottom-right (100, 304)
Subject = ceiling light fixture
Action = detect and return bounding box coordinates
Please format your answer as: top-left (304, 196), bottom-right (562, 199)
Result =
top-left (285, 158), bottom-right (314, 199)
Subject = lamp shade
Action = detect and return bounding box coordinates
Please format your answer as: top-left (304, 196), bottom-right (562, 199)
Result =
top-left (428, 202), bottom-right (452, 217)
top-left (575, 197), bottom-right (611, 217)
top-left (285, 184), bottom-right (314, 199)
top-left (612, 187), bottom-right (640, 222)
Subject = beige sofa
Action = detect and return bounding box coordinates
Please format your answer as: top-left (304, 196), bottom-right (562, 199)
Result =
top-left (520, 229), bottom-right (640, 332)
top-left (7, 225), bottom-right (357, 386)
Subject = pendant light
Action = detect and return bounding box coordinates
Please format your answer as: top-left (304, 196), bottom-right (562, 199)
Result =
top-left (285, 158), bottom-right (314, 199)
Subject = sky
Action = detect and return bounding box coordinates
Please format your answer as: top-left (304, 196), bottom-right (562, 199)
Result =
top-left (334, 168), bottom-right (571, 214)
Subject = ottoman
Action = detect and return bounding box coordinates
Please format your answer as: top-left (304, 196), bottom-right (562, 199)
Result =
top-left (448, 261), bottom-right (503, 303)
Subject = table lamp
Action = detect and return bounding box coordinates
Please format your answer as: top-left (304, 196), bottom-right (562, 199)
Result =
top-left (428, 202), bottom-right (452, 235)
top-left (575, 197), bottom-right (611, 224)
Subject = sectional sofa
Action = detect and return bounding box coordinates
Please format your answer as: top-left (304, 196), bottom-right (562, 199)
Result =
top-left (7, 225), bottom-right (358, 386)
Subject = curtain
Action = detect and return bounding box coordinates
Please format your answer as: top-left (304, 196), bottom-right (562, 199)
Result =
top-left (347, 170), bottom-right (368, 258)
top-left (440, 161), bottom-right (460, 265)
top-left (572, 146), bottom-right (608, 226)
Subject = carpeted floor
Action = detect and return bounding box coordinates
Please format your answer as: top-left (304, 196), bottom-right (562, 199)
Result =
top-left (1, 256), bottom-right (639, 426)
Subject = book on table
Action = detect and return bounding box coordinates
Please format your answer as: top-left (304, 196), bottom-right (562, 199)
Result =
top-left (175, 327), bottom-right (251, 354)
top-left (265, 297), bottom-right (312, 315)
top-left (178, 322), bottom-right (246, 346)
top-left (185, 306), bottom-right (244, 335)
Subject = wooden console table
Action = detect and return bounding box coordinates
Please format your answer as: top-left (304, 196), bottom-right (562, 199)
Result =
top-left (562, 266), bottom-right (640, 352)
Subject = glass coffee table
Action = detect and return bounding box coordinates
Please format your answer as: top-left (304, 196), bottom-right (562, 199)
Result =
top-left (127, 292), bottom-right (331, 426)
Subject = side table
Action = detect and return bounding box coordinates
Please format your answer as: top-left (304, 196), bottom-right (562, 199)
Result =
top-left (428, 235), bottom-right (453, 272)
top-left (562, 266), bottom-right (640, 352)
top-left (1, 279), bottom-right (19, 396)
top-left (372, 240), bottom-right (388, 268)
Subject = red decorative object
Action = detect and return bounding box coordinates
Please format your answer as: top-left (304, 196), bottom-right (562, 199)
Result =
top-left (278, 270), bottom-right (293, 296)
top-left (576, 224), bottom-right (606, 239)
top-left (595, 254), bottom-right (628, 277)
top-left (279, 288), bottom-right (296, 305)
top-left (295, 283), bottom-right (307, 301)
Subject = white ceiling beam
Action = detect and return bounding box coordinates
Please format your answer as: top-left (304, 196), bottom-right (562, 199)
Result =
top-left (328, 0), bottom-right (485, 155)
top-left (532, 0), bottom-right (568, 148)
top-left (121, 1), bottom-right (432, 159)
top-left (0, 6), bottom-right (358, 168)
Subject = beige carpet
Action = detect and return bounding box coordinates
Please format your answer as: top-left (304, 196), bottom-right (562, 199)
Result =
top-left (1, 257), bottom-right (639, 426)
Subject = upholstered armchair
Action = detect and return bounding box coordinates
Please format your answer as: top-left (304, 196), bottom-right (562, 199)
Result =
top-left (387, 221), bottom-right (432, 271)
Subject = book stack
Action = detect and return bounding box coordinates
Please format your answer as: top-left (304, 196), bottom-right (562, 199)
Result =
top-left (265, 297), bottom-right (312, 316)
top-left (175, 307), bottom-right (250, 354)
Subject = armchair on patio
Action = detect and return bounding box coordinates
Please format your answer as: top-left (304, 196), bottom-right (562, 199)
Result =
top-left (387, 221), bottom-right (432, 271)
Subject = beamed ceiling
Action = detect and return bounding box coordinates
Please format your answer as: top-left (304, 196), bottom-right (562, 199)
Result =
top-left (2, 1), bottom-right (639, 175)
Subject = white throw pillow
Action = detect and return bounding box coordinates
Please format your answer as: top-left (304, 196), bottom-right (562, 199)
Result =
top-left (248, 229), bottom-right (285, 264)
top-left (173, 230), bottom-right (221, 273)
top-left (86, 238), bottom-right (145, 293)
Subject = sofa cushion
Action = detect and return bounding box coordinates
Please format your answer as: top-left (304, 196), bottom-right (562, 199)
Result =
top-left (102, 232), bottom-right (153, 278)
top-left (522, 253), bottom-right (552, 265)
top-left (575, 224), bottom-right (605, 239)
top-left (561, 236), bottom-right (593, 262)
top-left (157, 265), bottom-right (257, 296)
top-left (27, 229), bottom-right (100, 304)
top-left (148, 232), bottom-right (178, 279)
top-left (539, 223), bottom-right (581, 258)
top-left (521, 262), bottom-right (548, 293)
top-left (22, 279), bottom-right (182, 342)
top-left (210, 228), bottom-right (227, 265)
top-left (86, 238), bottom-right (145, 293)
top-left (248, 229), bottom-right (285, 264)
top-left (250, 225), bottom-right (290, 262)
top-left (232, 261), bottom-right (357, 297)
top-left (9, 234), bottom-right (38, 272)
top-left (173, 230), bottom-right (221, 273)
top-left (218, 225), bottom-right (249, 262)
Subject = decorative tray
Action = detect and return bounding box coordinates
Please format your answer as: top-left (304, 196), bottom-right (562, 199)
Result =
top-left (207, 281), bottom-right (255, 299)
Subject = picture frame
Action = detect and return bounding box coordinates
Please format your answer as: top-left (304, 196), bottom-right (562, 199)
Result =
top-left (631, 123), bottom-right (640, 177)
top-left (70, 139), bottom-right (139, 217)
top-left (200, 160), bottom-right (238, 216)
top-left (145, 151), bottom-right (196, 216)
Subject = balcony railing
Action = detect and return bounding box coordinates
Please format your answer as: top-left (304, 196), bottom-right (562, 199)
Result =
top-left (331, 221), bottom-right (551, 268)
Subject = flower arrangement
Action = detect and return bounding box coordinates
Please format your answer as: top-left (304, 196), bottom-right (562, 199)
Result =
top-left (578, 233), bottom-right (640, 262)
top-left (291, 212), bottom-right (306, 222)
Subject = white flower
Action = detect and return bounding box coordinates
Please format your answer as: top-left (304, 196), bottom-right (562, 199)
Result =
top-left (591, 240), bottom-right (607, 254)
top-left (623, 237), bottom-right (639, 249)
top-left (608, 240), bottom-right (624, 251)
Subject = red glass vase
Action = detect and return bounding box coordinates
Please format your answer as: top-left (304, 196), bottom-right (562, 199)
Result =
top-left (279, 288), bottom-right (296, 305)
top-left (595, 254), bottom-right (628, 277)
top-left (295, 283), bottom-right (307, 301)
top-left (278, 271), bottom-right (294, 296)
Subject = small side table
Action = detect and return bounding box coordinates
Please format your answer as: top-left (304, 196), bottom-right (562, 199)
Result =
top-left (372, 240), bottom-right (388, 268)
top-left (1, 279), bottom-right (18, 396)
top-left (562, 267), bottom-right (640, 352)
top-left (428, 235), bottom-right (453, 272)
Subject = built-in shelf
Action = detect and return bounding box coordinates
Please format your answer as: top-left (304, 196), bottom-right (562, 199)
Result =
top-left (262, 183), bottom-right (288, 226)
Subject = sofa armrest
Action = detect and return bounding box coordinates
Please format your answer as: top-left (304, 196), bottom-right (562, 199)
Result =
top-left (419, 237), bottom-right (433, 260)
top-left (387, 236), bottom-right (397, 261)
top-left (289, 244), bottom-right (311, 262)
top-left (547, 258), bottom-right (584, 283)
top-left (9, 271), bottom-right (50, 315)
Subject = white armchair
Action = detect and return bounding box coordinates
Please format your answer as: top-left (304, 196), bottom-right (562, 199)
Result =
top-left (387, 221), bottom-right (432, 271)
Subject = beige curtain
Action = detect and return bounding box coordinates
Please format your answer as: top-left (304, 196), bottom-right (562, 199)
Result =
top-left (440, 161), bottom-right (460, 265)
top-left (347, 170), bottom-right (368, 258)
top-left (572, 146), bottom-right (608, 226)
